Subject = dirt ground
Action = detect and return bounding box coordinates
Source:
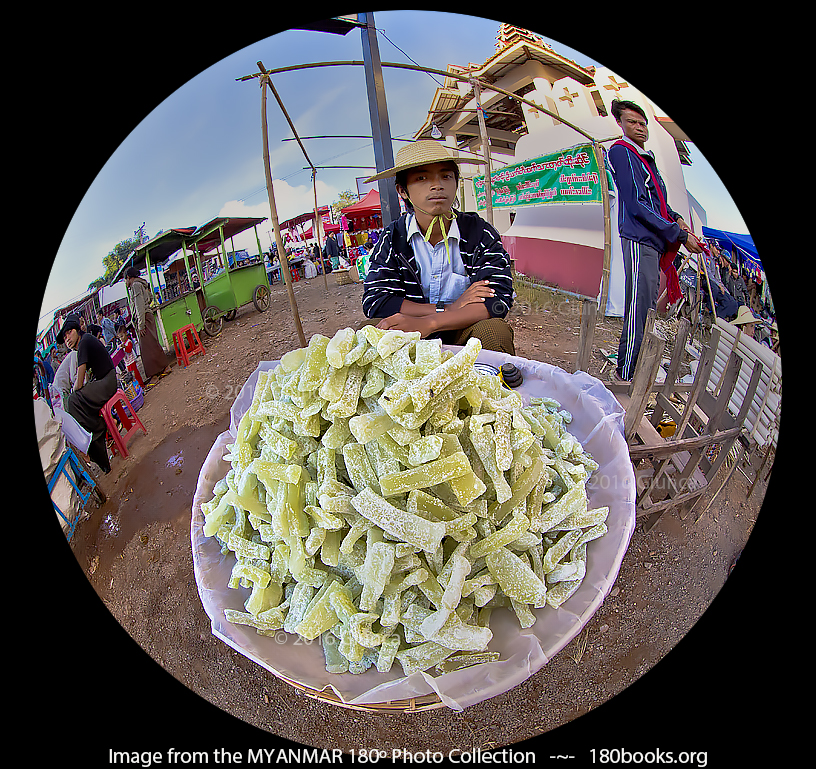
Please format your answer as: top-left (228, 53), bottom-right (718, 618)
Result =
top-left (57, 274), bottom-right (775, 760)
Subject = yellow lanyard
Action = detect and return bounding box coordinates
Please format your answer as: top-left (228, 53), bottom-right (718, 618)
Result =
top-left (417, 209), bottom-right (456, 264)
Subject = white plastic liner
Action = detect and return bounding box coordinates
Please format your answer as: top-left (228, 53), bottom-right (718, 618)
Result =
top-left (191, 348), bottom-right (636, 711)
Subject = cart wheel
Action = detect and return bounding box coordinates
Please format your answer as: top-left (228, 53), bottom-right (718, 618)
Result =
top-left (253, 284), bottom-right (271, 312)
top-left (224, 308), bottom-right (237, 322)
top-left (203, 306), bottom-right (223, 336)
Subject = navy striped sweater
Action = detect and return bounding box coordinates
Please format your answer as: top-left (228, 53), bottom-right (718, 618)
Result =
top-left (362, 211), bottom-right (513, 320)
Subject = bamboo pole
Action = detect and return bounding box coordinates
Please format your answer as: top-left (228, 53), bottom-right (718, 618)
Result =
top-left (259, 70), bottom-right (306, 348)
top-left (237, 61), bottom-right (602, 144)
top-left (471, 76), bottom-right (493, 226)
top-left (261, 65), bottom-right (329, 296)
top-left (594, 142), bottom-right (612, 318)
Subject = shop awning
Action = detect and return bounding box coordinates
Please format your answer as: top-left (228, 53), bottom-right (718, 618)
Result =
top-left (702, 226), bottom-right (761, 271)
top-left (97, 281), bottom-right (128, 309)
top-left (304, 221), bottom-right (342, 238)
top-left (280, 206), bottom-right (331, 232)
top-left (342, 189), bottom-right (381, 217)
top-left (191, 217), bottom-right (267, 254)
top-left (114, 227), bottom-right (197, 280)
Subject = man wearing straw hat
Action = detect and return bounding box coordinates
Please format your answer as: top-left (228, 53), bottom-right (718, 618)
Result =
top-left (361, 140), bottom-right (515, 355)
top-left (731, 305), bottom-right (772, 347)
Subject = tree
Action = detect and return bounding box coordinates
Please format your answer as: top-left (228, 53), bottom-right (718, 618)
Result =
top-left (331, 190), bottom-right (360, 220)
top-left (87, 235), bottom-right (143, 290)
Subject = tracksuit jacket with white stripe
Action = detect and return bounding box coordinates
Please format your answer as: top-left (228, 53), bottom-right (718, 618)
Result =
top-left (362, 211), bottom-right (513, 321)
top-left (608, 140), bottom-right (689, 254)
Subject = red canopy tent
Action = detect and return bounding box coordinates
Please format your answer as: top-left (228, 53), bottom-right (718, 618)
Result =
top-left (303, 220), bottom-right (342, 239)
top-left (341, 189), bottom-right (381, 218)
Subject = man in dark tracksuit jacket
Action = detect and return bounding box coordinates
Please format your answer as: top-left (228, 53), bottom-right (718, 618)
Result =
top-left (608, 99), bottom-right (703, 381)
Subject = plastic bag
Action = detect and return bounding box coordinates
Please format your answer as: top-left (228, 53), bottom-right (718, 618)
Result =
top-left (191, 348), bottom-right (635, 710)
top-left (49, 384), bottom-right (92, 454)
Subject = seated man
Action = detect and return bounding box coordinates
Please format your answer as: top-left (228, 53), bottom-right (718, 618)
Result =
top-left (362, 141), bottom-right (515, 355)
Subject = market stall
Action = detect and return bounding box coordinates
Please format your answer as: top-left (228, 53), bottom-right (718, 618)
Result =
top-left (702, 227), bottom-right (760, 275)
top-left (126, 227), bottom-right (201, 348)
top-left (188, 216), bottom-right (270, 336)
top-left (701, 226), bottom-right (770, 315)
top-left (339, 189), bottom-right (383, 278)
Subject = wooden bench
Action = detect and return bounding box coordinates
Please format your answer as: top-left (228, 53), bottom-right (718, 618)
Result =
top-left (695, 316), bottom-right (781, 506)
top-left (607, 311), bottom-right (772, 528)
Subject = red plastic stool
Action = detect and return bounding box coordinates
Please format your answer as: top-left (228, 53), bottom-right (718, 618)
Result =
top-left (172, 324), bottom-right (205, 368)
top-left (102, 389), bottom-right (148, 459)
top-left (172, 330), bottom-right (189, 368)
top-left (127, 361), bottom-right (144, 388)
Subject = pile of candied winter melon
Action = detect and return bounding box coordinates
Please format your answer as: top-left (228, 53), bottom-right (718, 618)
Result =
top-left (200, 327), bottom-right (608, 676)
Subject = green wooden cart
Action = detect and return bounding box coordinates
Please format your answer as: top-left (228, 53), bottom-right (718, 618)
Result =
top-left (188, 216), bottom-right (271, 336)
top-left (126, 227), bottom-right (206, 348)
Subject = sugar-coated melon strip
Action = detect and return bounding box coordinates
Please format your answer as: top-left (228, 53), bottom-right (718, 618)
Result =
top-left (326, 328), bottom-right (356, 369)
top-left (409, 337), bottom-right (482, 412)
top-left (378, 451), bottom-right (472, 497)
top-left (359, 541), bottom-right (396, 612)
top-left (485, 546), bottom-right (547, 606)
top-left (401, 602), bottom-right (492, 651)
top-left (396, 641), bottom-right (455, 675)
top-left (298, 334), bottom-right (330, 392)
top-left (351, 487), bottom-right (446, 553)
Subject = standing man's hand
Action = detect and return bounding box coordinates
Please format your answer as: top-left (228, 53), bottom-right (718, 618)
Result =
top-left (683, 231), bottom-right (704, 253)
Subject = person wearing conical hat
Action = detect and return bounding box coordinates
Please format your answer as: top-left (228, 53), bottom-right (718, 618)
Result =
top-left (769, 320), bottom-right (780, 355)
top-left (730, 304), bottom-right (768, 346)
top-left (361, 140), bottom-right (515, 355)
top-left (731, 304), bottom-right (758, 329)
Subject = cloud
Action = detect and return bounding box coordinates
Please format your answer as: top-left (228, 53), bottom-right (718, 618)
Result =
top-left (217, 177), bottom-right (339, 252)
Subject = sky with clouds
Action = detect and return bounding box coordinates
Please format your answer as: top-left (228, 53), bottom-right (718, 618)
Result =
top-left (38, 11), bottom-right (751, 336)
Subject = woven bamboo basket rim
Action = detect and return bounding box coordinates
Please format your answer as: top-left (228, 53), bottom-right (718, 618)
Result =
top-left (276, 669), bottom-right (445, 713)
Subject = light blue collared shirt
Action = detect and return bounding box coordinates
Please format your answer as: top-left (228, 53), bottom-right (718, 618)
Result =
top-left (406, 213), bottom-right (471, 306)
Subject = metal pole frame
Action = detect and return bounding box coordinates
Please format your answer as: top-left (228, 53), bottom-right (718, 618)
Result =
top-left (358, 13), bottom-right (401, 228)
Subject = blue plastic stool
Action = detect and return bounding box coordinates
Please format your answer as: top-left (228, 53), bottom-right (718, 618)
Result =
top-left (47, 447), bottom-right (98, 541)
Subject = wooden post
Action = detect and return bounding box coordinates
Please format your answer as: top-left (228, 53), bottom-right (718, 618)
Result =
top-left (575, 298), bottom-right (597, 373)
top-left (471, 76), bottom-right (493, 226)
top-left (623, 330), bottom-right (665, 443)
top-left (259, 72), bottom-right (306, 348)
top-left (594, 142), bottom-right (612, 318)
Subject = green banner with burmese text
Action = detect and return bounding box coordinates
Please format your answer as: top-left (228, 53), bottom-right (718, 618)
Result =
top-left (473, 144), bottom-right (602, 209)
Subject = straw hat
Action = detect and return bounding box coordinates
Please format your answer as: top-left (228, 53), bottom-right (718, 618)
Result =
top-left (731, 305), bottom-right (758, 326)
top-left (364, 140), bottom-right (485, 183)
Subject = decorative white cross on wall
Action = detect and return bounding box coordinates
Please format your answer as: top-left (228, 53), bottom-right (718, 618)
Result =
top-left (603, 76), bottom-right (629, 94)
top-left (558, 86), bottom-right (579, 106)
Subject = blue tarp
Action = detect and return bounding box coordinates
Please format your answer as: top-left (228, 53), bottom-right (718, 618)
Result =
top-left (701, 226), bottom-right (760, 271)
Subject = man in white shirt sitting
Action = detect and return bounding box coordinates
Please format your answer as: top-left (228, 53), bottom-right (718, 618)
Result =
top-left (362, 141), bottom-right (515, 355)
